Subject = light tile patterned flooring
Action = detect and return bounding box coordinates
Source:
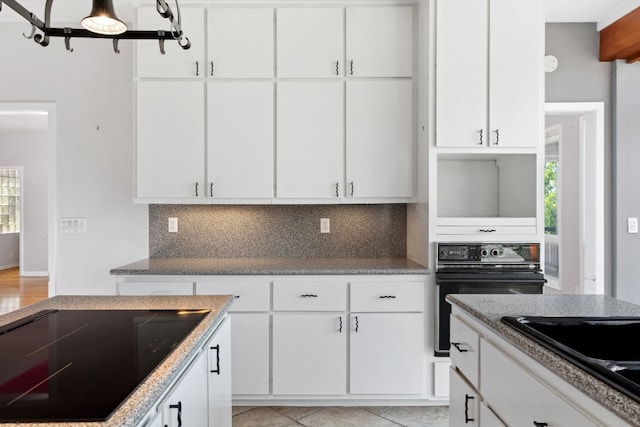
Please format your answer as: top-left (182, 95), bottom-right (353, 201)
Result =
top-left (232, 406), bottom-right (449, 427)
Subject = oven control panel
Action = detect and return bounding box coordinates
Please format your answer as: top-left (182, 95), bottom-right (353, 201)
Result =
top-left (437, 243), bottom-right (540, 265)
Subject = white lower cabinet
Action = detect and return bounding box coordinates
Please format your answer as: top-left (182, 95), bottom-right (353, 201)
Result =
top-left (273, 313), bottom-right (347, 395)
top-left (480, 402), bottom-right (506, 427)
top-left (207, 317), bottom-right (232, 427)
top-left (449, 367), bottom-right (479, 427)
top-left (228, 313), bottom-right (270, 395)
top-left (350, 313), bottom-right (423, 394)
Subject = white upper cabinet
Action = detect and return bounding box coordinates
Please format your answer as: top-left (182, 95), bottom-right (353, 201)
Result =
top-left (346, 80), bottom-right (413, 198)
top-left (207, 82), bottom-right (274, 199)
top-left (276, 8), bottom-right (344, 78)
top-left (136, 7), bottom-right (205, 78)
top-left (276, 81), bottom-right (344, 199)
top-left (346, 6), bottom-right (413, 78)
top-left (136, 81), bottom-right (205, 200)
top-left (436, 0), bottom-right (543, 148)
top-left (207, 8), bottom-right (274, 78)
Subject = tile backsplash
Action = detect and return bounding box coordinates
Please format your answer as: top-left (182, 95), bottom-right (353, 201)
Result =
top-left (149, 204), bottom-right (406, 258)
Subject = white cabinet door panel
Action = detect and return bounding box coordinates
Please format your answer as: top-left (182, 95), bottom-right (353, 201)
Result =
top-left (489, 0), bottom-right (543, 148)
top-left (277, 82), bottom-right (344, 198)
top-left (346, 80), bottom-right (413, 198)
top-left (207, 82), bottom-right (274, 199)
top-left (161, 349), bottom-right (208, 427)
top-left (346, 6), bottom-right (413, 77)
top-left (435, 0), bottom-right (487, 147)
top-left (229, 313), bottom-right (270, 395)
top-left (273, 313), bottom-right (346, 395)
top-left (136, 7), bottom-right (205, 78)
top-left (207, 8), bottom-right (274, 78)
top-left (350, 313), bottom-right (423, 394)
top-left (449, 367), bottom-right (479, 427)
top-left (277, 8), bottom-right (344, 78)
top-left (136, 81), bottom-right (205, 199)
top-left (208, 318), bottom-right (232, 427)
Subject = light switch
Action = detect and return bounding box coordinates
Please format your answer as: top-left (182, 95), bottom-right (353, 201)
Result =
top-left (168, 217), bottom-right (178, 233)
top-left (628, 217), bottom-right (638, 234)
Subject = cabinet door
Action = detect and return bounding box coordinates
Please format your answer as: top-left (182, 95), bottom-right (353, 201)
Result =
top-left (346, 80), bottom-right (413, 198)
top-left (207, 82), bottom-right (273, 199)
top-left (480, 402), bottom-right (507, 427)
top-left (346, 6), bottom-right (413, 77)
top-left (229, 313), bottom-right (270, 395)
top-left (208, 317), bottom-right (232, 427)
top-left (207, 8), bottom-right (274, 78)
top-left (449, 368), bottom-right (479, 427)
top-left (273, 313), bottom-right (346, 395)
top-left (136, 7), bottom-right (205, 78)
top-left (276, 8), bottom-right (344, 78)
top-left (350, 313), bottom-right (423, 394)
top-left (161, 349), bottom-right (208, 427)
top-left (435, 0), bottom-right (487, 147)
top-left (489, 0), bottom-right (543, 148)
top-left (136, 81), bottom-right (205, 199)
top-left (276, 82), bottom-right (344, 199)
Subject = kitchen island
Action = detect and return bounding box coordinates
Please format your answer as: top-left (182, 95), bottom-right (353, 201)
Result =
top-left (447, 294), bottom-right (640, 427)
top-left (0, 295), bottom-right (234, 427)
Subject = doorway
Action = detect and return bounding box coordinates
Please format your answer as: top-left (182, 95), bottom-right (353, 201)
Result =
top-left (0, 103), bottom-right (56, 296)
top-left (544, 102), bottom-right (605, 295)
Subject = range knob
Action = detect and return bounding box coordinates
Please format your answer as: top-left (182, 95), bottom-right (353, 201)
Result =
top-left (480, 248), bottom-right (489, 257)
top-left (490, 248), bottom-right (501, 257)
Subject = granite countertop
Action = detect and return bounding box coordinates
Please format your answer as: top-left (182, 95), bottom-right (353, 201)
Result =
top-left (110, 257), bottom-right (430, 276)
top-left (0, 295), bottom-right (234, 427)
top-left (447, 294), bottom-right (640, 427)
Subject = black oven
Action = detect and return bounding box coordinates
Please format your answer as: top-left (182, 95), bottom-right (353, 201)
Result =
top-left (435, 243), bottom-right (545, 357)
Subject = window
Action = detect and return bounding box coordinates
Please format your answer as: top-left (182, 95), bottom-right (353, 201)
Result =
top-left (544, 159), bottom-right (558, 235)
top-left (0, 168), bottom-right (21, 234)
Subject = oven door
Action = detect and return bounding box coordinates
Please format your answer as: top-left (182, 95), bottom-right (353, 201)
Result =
top-left (435, 272), bottom-right (545, 357)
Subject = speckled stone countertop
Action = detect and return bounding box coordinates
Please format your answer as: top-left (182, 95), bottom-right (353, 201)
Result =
top-left (447, 294), bottom-right (640, 427)
top-left (0, 295), bottom-right (234, 427)
top-left (110, 257), bottom-right (429, 276)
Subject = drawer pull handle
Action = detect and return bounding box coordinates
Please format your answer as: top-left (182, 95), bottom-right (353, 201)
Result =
top-left (533, 423), bottom-right (548, 427)
top-left (194, 182), bottom-right (199, 197)
top-left (234, 295), bottom-right (240, 298)
top-left (478, 129), bottom-right (483, 145)
top-left (379, 295), bottom-right (396, 299)
top-left (451, 342), bottom-right (469, 353)
top-left (354, 315), bottom-right (359, 333)
top-left (210, 344), bottom-right (220, 374)
top-left (464, 394), bottom-right (475, 423)
top-left (301, 294), bottom-right (318, 298)
top-left (169, 401), bottom-right (182, 427)
top-left (479, 229), bottom-right (496, 233)
top-left (339, 316), bottom-right (343, 333)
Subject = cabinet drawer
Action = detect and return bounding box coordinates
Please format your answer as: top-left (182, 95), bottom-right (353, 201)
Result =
top-left (481, 339), bottom-right (599, 427)
top-left (196, 281), bottom-right (270, 312)
top-left (273, 281), bottom-right (347, 311)
top-left (450, 316), bottom-right (480, 388)
top-left (350, 282), bottom-right (424, 312)
top-left (437, 225), bottom-right (537, 235)
top-left (117, 281), bottom-right (194, 296)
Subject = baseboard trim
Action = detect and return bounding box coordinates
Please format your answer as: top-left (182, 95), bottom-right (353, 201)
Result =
top-left (20, 270), bottom-right (49, 277)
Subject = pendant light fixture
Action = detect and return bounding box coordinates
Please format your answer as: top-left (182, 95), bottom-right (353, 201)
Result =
top-left (81, 0), bottom-right (127, 35)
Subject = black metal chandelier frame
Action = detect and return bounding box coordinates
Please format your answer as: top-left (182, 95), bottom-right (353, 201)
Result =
top-left (0, 0), bottom-right (191, 53)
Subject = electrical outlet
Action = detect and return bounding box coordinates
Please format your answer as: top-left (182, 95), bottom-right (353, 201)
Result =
top-left (59, 218), bottom-right (87, 234)
top-left (320, 218), bottom-right (330, 234)
top-left (628, 217), bottom-right (638, 234)
top-left (168, 217), bottom-right (178, 233)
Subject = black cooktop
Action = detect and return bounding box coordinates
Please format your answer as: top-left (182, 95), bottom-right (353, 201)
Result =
top-left (0, 309), bottom-right (209, 423)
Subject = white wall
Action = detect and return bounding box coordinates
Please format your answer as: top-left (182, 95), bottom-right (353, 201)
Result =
top-left (0, 24), bottom-right (148, 294)
top-left (0, 130), bottom-right (48, 273)
top-left (0, 233), bottom-right (19, 269)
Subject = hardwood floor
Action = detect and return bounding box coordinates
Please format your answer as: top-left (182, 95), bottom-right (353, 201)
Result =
top-left (0, 267), bottom-right (48, 315)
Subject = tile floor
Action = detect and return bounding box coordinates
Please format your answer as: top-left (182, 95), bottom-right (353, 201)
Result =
top-left (232, 406), bottom-right (449, 427)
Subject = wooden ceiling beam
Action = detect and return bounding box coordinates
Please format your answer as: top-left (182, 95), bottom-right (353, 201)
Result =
top-left (600, 7), bottom-right (640, 63)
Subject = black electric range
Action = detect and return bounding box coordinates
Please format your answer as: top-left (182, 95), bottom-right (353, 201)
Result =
top-left (0, 309), bottom-right (209, 423)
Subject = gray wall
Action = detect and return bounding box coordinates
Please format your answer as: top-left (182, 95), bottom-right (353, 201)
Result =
top-left (149, 204), bottom-right (407, 258)
top-left (613, 60), bottom-right (640, 304)
top-left (0, 23), bottom-right (148, 294)
top-left (545, 23), bottom-right (613, 295)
